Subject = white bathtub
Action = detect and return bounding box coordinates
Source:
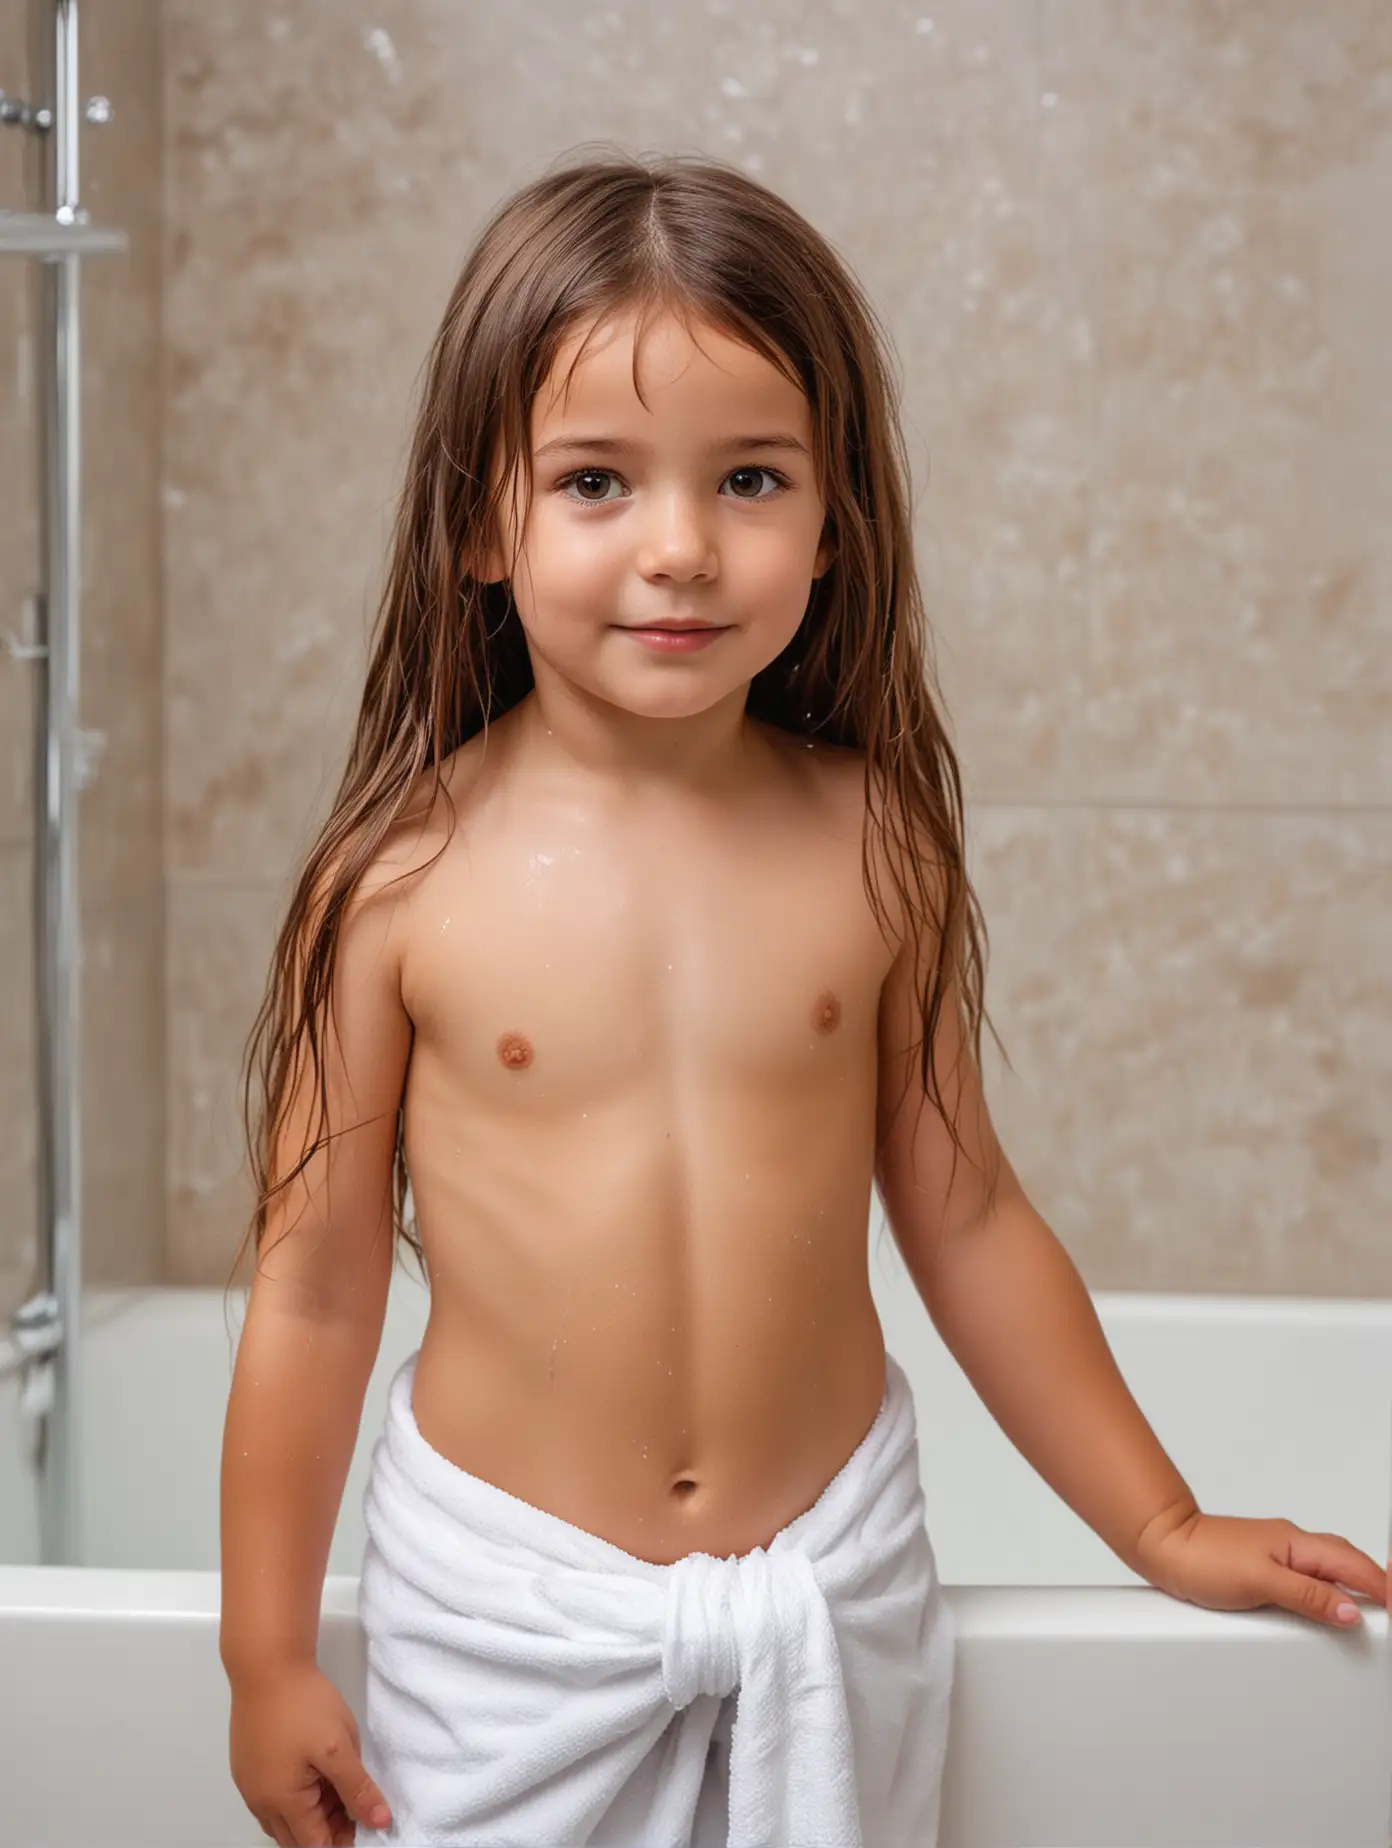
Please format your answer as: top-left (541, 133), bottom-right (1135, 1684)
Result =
top-left (1, 1217), bottom-right (1388, 1846)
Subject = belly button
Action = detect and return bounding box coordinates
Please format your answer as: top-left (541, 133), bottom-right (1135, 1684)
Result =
top-left (670, 1477), bottom-right (699, 1499)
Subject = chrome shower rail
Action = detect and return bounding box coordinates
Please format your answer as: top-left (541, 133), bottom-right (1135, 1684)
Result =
top-left (2, 4), bottom-right (127, 1564)
top-left (0, 208), bottom-right (127, 256)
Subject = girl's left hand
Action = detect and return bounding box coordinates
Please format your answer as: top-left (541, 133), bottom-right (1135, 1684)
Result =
top-left (1137, 1511), bottom-right (1388, 1630)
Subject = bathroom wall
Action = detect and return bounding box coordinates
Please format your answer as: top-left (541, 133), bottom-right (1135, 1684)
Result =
top-left (3, 2), bottom-right (1388, 1313)
top-left (0, 0), bottom-right (165, 1331)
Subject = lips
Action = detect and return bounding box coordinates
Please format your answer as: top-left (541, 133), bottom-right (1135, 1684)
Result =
top-left (619, 622), bottom-right (728, 652)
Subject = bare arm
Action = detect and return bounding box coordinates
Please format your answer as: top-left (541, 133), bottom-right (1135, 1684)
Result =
top-left (874, 924), bottom-right (1197, 1577)
top-left (219, 852), bottom-right (415, 1685)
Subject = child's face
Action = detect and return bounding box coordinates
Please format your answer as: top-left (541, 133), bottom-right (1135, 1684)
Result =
top-left (486, 305), bottom-right (833, 723)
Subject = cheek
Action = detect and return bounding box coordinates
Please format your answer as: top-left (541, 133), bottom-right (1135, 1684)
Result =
top-left (518, 509), bottom-right (622, 607)
top-left (733, 522), bottom-right (823, 604)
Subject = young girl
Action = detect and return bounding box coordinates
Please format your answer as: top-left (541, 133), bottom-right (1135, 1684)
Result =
top-left (219, 150), bottom-right (1385, 1848)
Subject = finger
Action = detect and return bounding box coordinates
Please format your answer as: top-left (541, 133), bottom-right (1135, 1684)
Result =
top-left (287, 1798), bottom-right (335, 1848)
top-left (319, 1754), bottom-right (391, 1831)
top-left (263, 1813), bottom-right (295, 1848)
top-left (1265, 1562), bottom-right (1365, 1628)
top-left (328, 1802), bottom-right (359, 1844)
top-left (1287, 1532), bottom-right (1388, 1605)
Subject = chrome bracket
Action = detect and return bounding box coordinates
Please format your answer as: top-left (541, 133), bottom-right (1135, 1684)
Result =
top-left (0, 91), bottom-right (114, 134)
top-left (8, 1291), bottom-right (63, 1472)
top-left (4, 591), bottom-right (48, 662)
top-left (10, 1288), bottom-right (62, 1360)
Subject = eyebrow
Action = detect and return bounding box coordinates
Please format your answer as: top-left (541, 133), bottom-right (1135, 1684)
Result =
top-left (532, 433), bottom-right (811, 461)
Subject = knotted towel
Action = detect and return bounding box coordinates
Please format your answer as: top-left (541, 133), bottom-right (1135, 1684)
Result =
top-left (355, 1349), bottom-right (954, 1847)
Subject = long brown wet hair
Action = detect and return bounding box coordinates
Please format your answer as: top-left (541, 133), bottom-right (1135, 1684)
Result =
top-left (225, 145), bottom-right (1009, 1302)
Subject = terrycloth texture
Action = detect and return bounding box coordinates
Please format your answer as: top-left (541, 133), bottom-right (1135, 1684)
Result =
top-left (354, 1349), bottom-right (955, 1847)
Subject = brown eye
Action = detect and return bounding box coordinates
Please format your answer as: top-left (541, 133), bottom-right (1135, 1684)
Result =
top-left (723, 467), bottom-right (783, 500)
top-left (573, 470), bottom-right (614, 500)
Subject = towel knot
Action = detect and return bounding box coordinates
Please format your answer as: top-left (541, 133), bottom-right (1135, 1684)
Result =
top-left (662, 1550), bottom-right (753, 1708)
top-left (661, 1543), bottom-right (822, 1712)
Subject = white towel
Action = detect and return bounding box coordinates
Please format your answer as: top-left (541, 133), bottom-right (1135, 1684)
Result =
top-left (354, 1349), bottom-right (955, 1847)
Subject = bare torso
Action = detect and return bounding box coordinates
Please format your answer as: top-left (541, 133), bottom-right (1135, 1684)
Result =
top-left (396, 698), bottom-right (898, 1566)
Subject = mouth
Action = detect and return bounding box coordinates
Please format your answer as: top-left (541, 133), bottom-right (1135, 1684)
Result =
top-left (618, 623), bottom-right (729, 633)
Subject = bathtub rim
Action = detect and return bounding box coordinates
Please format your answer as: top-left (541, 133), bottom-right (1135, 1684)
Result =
top-left (3, 1285), bottom-right (1391, 1383)
top-left (0, 1563), bottom-right (1386, 1649)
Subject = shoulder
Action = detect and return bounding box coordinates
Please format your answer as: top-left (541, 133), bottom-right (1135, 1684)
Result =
top-left (769, 731), bottom-right (901, 885)
top-left (778, 737), bottom-right (929, 968)
top-left (357, 734), bottom-right (507, 1013)
top-left (310, 742), bottom-right (480, 962)
top-left (373, 729), bottom-right (496, 891)
top-left (759, 720), bottom-right (865, 818)
top-left (835, 745), bottom-right (949, 967)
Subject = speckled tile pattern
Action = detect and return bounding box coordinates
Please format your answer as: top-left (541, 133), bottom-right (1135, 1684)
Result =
top-left (1, 3), bottom-right (1388, 1297)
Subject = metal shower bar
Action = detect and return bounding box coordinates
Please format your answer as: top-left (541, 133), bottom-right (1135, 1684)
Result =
top-left (0, 210), bottom-right (126, 255)
top-left (1, 1), bottom-right (127, 1565)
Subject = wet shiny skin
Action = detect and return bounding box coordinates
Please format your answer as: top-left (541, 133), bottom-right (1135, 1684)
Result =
top-left (395, 703), bottom-right (896, 1566)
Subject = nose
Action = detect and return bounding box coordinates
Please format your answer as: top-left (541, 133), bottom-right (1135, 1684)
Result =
top-left (636, 489), bottom-right (717, 583)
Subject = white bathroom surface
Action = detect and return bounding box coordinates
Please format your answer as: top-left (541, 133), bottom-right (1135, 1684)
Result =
top-left (0, 1565), bottom-right (1385, 1847)
top-left (3, 1210), bottom-right (1389, 1846)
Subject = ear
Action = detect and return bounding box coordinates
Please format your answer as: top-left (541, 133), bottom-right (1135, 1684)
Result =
top-left (464, 463), bottom-right (522, 585)
top-left (812, 523), bottom-right (837, 580)
top-left (463, 543), bottom-right (508, 586)
top-left (460, 521), bottom-right (509, 587)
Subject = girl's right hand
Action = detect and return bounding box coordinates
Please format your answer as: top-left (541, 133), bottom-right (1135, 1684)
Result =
top-left (229, 1662), bottom-right (393, 1847)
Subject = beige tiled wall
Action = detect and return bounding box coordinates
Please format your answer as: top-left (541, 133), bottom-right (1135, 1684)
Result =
top-left (0, 0), bottom-right (166, 1331)
top-left (3, 2), bottom-right (1388, 1312)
